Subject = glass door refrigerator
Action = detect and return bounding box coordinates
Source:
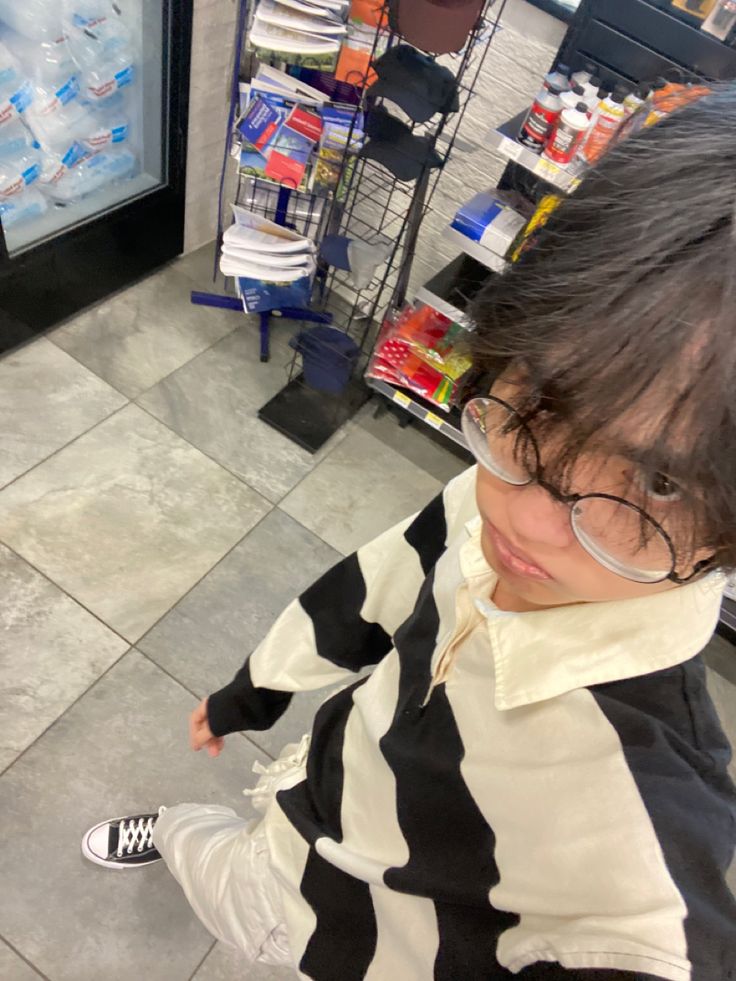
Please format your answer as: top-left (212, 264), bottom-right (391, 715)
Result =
top-left (0, 0), bottom-right (192, 351)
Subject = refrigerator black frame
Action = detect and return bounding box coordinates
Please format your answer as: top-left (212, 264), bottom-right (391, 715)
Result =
top-left (0, 0), bottom-right (194, 352)
top-left (557, 0), bottom-right (736, 86)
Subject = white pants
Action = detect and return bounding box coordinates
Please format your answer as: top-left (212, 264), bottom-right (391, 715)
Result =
top-left (153, 736), bottom-right (311, 971)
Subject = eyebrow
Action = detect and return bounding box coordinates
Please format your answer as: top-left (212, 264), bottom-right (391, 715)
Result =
top-left (611, 442), bottom-right (691, 479)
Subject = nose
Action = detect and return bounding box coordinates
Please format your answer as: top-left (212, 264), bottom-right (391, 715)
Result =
top-left (505, 483), bottom-right (576, 549)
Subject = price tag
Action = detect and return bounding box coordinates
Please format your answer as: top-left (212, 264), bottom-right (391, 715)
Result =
top-left (425, 412), bottom-right (444, 430)
top-left (534, 157), bottom-right (556, 179)
top-left (503, 139), bottom-right (524, 162)
top-left (393, 390), bottom-right (411, 408)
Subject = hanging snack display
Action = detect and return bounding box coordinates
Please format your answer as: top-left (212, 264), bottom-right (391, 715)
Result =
top-left (367, 304), bottom-right (473, 410)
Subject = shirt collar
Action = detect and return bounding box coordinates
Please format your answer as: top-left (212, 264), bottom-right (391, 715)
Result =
top-left (461, 517), bottom-right (725, 711)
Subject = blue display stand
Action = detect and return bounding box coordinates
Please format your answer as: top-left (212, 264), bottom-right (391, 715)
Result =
top-left (190, 186), bottom-right (332, 362)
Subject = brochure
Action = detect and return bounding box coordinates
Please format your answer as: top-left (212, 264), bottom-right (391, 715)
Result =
top-left (286, 105), bottom-right (323, 142)
top-left (236, 274), bottom-right (313, 314)
top-left (264, 127), bottom-right (313, 188)
top-left (237, 95), bottom-right (283, 151)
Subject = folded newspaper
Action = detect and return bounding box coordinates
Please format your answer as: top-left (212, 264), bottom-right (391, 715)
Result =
top-left (220, 205), bottom-right (316, 314)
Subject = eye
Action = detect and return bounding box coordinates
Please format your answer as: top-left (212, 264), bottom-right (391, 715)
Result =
top-left (641, 471), bottom-right (682, 502)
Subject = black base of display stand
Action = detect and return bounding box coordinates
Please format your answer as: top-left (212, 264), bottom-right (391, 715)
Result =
top-left (258, 375), bottom-right (369, 453)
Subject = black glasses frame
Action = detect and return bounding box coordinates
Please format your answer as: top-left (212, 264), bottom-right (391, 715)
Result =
top-left (463, 396), bottom-right (711, 585)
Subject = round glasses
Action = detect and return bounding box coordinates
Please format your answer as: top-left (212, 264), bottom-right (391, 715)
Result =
top-left (461, 396), bottom-right (703, 585)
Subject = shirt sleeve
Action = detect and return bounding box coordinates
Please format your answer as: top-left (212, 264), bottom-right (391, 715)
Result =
top-left (517, 967), bottom-right (666, 980)
top-left (206, 468), bottom-right (477, 737)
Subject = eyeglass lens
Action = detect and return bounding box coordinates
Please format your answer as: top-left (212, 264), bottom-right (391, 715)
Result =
top-left (461, 398), bottom-right (674, 584)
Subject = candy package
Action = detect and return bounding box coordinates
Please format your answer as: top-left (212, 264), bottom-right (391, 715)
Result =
top-left (366, 304), bottom-right (473, 409)
top-left (392, 304), bottom-right (473, 378)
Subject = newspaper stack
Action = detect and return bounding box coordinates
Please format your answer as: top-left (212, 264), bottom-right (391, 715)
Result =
top-left (220, 204), bottom-right (316, 282)
top-left (249, 0), bottom-right (348, 69)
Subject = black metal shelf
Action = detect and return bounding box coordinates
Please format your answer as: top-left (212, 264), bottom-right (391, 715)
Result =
top-left (366, 377), bottom-right (468, 449)
top-left (487, 112), bottom-right (586, 194)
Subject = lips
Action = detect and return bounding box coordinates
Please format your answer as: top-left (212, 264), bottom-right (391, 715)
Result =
top-left (485, 521), bottom-right (553, 581)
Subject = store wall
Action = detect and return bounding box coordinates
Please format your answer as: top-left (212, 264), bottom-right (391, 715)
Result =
top-left (182, 0), bottom-right (566, 260)
top-left (183, 0), bottom-right (238, 253)
top-left (410, 0), bottom-right (567, 291)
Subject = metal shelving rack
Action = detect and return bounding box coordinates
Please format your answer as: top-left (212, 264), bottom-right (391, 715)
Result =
top-left (366, 76), bottom-right (594, 442)
top-left (366, 377), bottom-right (469, 448)
top-left (244, 0), bottom-right (512, 450)
top-left (367, 63), bottom-right (594, 443)
top-left (486, 110), bottom-right (585, 193)
top-left (191, 0), bottom-right (518, 452)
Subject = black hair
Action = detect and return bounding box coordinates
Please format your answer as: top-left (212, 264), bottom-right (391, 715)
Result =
top-left (469, 86), bottom-right (736, 573)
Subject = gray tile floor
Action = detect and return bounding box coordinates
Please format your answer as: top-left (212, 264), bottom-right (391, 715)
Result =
top-left (0, 245), bottom-right (466, 981)
top-left (0, 245), bottom-right (734, 981)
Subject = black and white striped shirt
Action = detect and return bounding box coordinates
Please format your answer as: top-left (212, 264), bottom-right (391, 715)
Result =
top-left (208, 466), bottom-right (736, 980)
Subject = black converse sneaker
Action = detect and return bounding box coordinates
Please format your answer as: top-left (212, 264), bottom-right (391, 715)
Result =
top-left (82, 807), bottom-right (166, 869)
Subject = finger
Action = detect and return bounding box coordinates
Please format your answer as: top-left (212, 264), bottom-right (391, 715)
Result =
top-left (207, 738), bottom-right (225, 758)
top-left (190, 724), bottom-right (208, 752)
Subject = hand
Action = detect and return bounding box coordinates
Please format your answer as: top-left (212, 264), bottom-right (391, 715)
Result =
top-left (189, 698), bottom-right (225, 758)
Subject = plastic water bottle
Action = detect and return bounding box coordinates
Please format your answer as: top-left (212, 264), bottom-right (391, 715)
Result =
top-left (26, 93), bottom-right (91, 154)
top-left (41, 145), bottom-right (135, 202)
top-left (0, 185), bottom-right (47, 227)
top-left (0, 143), bottom-right (43, 201)
top-left (82, 94), bottom-right (129, 152)
top-left (0, 0), bottom-right (65, 43)
top-left (1, 28), bottom-right (80, 114)
top-left (62, 2), bottom-right (135, 102)
top-left (0, 119), bottom-right (37, 159)
top-left (0, 41), bottom-right (33, 131)
top-left (27, 93), bottom-right (128, 169)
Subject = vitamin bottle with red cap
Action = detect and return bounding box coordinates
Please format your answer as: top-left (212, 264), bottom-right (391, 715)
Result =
top-left (543, 101), bottom-right (590, 166)
top-left (518, 83), bottom-right (563, 154)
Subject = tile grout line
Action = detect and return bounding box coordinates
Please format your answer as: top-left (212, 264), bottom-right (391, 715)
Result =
top-left (0, 541), bottom-right (134, 648)
top-left (46, 316), bottom-right (240, 405)
top-left (186, 939), bottom-right (218, 981)
top-left (0, 645), bottom-right (132, 780)
top-left (128, 314), bottom-right (296, 403)
top-left (133, 395), bottom-right (354, 543)
top-left (133, 494), bottom-right (345, 680)
top-left (43, 331), bottom-right (133, 402)
top-left (44, 267), bottom-right (247, 403)
top-left (136, 650), bottom-right (277, 762)
top-left (132, 400), bottom-right (285, 507)
top-left (132, 506), bottom-right (275, 646)
top-left (0, 933), bottom-right (50, 980)
top-left (0, 401), bottom-right (131, 497)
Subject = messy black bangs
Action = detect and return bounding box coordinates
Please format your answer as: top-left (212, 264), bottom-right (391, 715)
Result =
top-left (469, 87), bottom-right (736, 570)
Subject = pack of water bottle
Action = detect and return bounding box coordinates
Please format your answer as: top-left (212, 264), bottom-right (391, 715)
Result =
top-left (0, 0), bottom-right (138, 229)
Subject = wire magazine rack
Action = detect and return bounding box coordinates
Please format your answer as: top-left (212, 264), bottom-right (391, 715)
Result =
top-left (192, 0), bottom-right (508, 451)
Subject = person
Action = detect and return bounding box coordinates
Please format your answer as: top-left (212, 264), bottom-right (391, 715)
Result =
top-left (82, 88), bottom-right (736, 980)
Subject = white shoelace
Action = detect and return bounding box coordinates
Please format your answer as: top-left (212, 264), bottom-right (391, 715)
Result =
top-left (116, 807), bottom-right (165, 857)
